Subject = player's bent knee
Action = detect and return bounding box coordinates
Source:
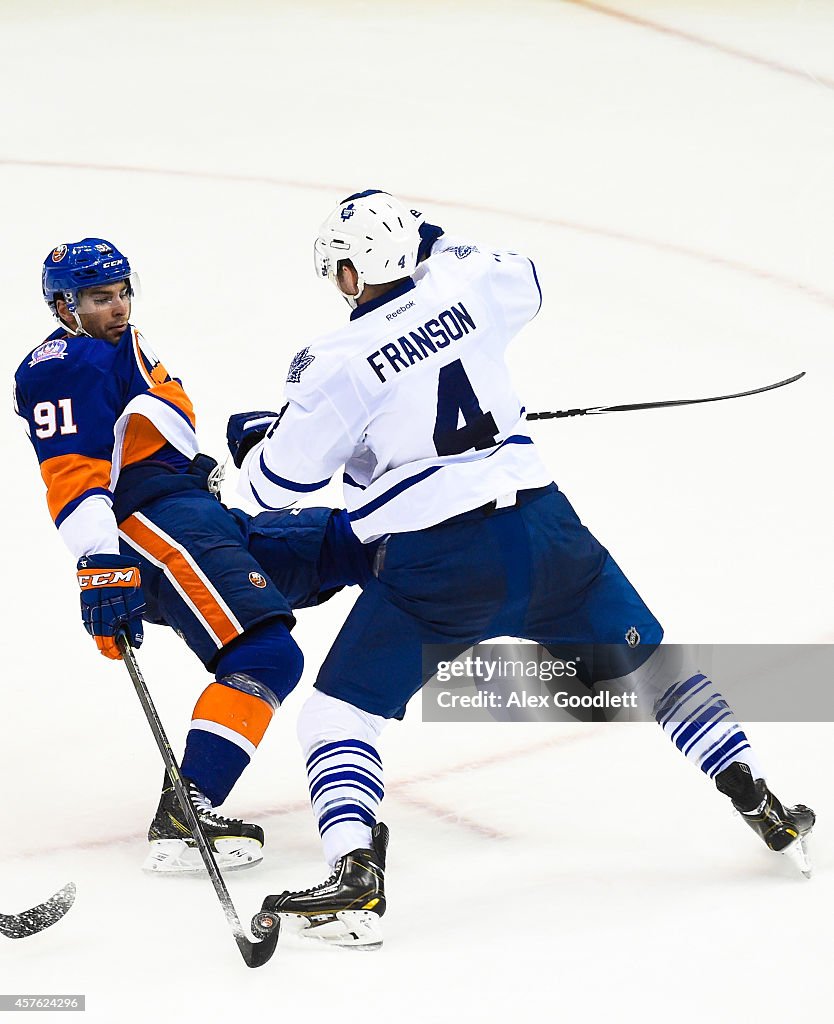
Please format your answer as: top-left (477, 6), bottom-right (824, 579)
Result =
top-left (609, 643), bottom-right (703, 714)
top-left (297, 690), bottom-right (388, 758)
top-left (214, 617), bottom-right (304, 707)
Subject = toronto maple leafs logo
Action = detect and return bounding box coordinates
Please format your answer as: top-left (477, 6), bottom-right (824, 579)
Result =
top-left (287, 347), bottom-right (315, 383)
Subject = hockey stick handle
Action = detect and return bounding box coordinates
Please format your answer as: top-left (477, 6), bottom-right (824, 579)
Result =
top-left (115, 633), bottom-right (279, 967)
top-left (525, 371), bottom-right (805, 420)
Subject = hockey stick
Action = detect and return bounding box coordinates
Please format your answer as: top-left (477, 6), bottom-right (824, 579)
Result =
top-left (525, 371), bottom-right (805, 420)
top-left (115, 634), bottom-right (280, 968)
top-left (0, 883), bottom-right (76, 939)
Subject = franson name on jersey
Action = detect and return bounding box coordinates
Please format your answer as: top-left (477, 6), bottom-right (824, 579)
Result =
top-left (366, 301), bottom-right (476, 384)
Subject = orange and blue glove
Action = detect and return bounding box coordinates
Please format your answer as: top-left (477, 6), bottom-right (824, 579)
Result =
top-left (76, 554), bottom-right (145, 660)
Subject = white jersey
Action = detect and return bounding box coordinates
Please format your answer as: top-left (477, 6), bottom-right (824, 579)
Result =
top-left (237, 235), bottom-right (553, 542)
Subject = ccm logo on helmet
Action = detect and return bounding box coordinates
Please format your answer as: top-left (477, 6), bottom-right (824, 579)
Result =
top-left (78, 568), bottom-right (141, 589)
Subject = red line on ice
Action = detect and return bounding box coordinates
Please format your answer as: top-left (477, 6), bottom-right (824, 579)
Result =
top-left (391, 793), bottom-right (510, 840)
top-left (4, 731), bottom-right (600, 859)
top-left (564, 0), bottom-right (834, 91)
top-left (2, 157), bottom-right (833, 311)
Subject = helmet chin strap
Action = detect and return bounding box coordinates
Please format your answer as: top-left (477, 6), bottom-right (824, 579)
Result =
top-left (55, 291), bottom-right (90, 337)
top-left (66, 311), bottom-right (89, 337)
top-left (333, 267), bottom-right (365, 310)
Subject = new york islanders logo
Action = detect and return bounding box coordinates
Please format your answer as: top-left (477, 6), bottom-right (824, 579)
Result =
top-left (29, 338), bottom-right (68, 367)
top-left (249, 572), bottom-right (267, 589)
top-left (287, 347), bottom-right (315, 383)
top-left (51, 244), bottom-right (68, 263)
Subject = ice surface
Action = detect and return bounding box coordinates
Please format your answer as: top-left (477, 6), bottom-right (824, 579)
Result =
top-left (1, 2), bottom-right (832, 1021)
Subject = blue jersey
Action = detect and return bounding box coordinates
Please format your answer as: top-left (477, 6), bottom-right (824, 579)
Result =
top-left (14, 324), bottom-right (198, 559)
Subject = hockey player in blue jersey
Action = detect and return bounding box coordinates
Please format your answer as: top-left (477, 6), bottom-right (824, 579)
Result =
top-left (230, 191), bottom-right (814, 948)
top-left (14, 238), bottom-right (372, 874)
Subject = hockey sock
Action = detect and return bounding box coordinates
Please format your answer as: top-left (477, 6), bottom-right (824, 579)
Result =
top-left (181, 619), bottom-right (303, 806)
top-left (181, 679), bottom-right (276, 807)
top-left (653, 672), bottom-right (764, 782)
top-left (298, 691), bottom-right (388, 867)
top-left (306, 738), bottom-right (384, 868)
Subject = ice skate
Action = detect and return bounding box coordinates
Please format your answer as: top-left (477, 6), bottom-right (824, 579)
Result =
top-left (144, 775), bottom-right (264, 874)
top-left (253, 822), bottom-right (388, 949)
top-left (716, 762), bottom-right (815, 878)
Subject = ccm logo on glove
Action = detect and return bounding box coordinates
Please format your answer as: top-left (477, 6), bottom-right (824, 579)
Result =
top-left (78, 567), bottom-right (141, 589)
top-left (76, 554), bottom-right (146, 660)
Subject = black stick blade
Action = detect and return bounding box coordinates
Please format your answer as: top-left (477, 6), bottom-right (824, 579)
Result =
top-left (587, 371), bottom-right (807, 415)
top-left (237, 918), bottom-right (281, 968)
top-left (0, 883), bottom-right (76, 939)
top-left (526, 372), bottom-right (806, 421)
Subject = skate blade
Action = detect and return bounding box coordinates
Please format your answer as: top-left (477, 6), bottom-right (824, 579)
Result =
top-left (142, 837), bottom-right (263, 875)
top-left (280, 910), bottom-right (383, 950)
top-left (780, 833), bottom-right (812, 879)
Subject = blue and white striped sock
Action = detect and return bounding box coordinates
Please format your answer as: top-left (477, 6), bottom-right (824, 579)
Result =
top-left (654, 673), bottom-right (764, 780)
top-left (306, 739), bottom-right (384, 867)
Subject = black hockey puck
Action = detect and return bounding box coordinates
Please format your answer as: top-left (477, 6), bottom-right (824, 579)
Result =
top-left (252, 912), bottom-right (277, 938)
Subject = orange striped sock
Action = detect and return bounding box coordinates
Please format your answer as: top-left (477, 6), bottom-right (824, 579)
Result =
top-left (181, 681), bottom-right (275, 805)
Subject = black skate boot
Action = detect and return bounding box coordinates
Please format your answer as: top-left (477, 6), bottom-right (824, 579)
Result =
top-left (144, 774), bottom-right (264, 875)
top-left (253, 822), bottom-right (389, 949)
top-left (715, 762), bottom-right (815, 877)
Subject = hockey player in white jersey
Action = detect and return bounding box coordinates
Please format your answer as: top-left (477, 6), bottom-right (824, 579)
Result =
top-left (228, 190), bottom-right (814, 948)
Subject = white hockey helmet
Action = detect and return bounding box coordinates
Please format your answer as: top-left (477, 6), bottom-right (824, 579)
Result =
top-left (313, 189), bottom-right (420, 307)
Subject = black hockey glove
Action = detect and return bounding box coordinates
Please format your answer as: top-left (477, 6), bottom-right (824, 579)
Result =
top-left (226, 410), bottom-right (280, 468)
top-left (407, 205), bottom-right (444, 263)
top-left (417, 222), bottom-right (445, 263)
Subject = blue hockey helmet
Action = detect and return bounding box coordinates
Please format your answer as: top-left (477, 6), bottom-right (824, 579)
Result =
top-left (42, 238), bottom-right (133, 316)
